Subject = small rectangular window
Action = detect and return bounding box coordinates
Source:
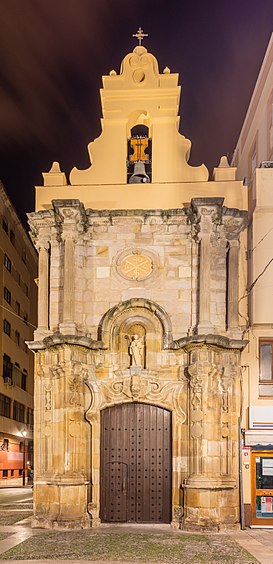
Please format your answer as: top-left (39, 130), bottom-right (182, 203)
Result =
top-left (2, 439), bottom-right (9, 451)
top-left (10, 469), bottom-right (14, 477)
top-left (251, 150), bottom-right (257, 173)
top-left (21, 251), bottom-right (26, 264)
top-left (0, 393), bottom-right (11, 418)
top-left (15, 302), bottom-right (20, 316)
top-left (259, 340), bottom-right (273, 382)
top-left (27, 407), bottom-right (34, 426)
top-left (3, 319), bottom-right (11, 337)
top-left (3, 354), bottom-right (13, 381)
top-left (13, 401), bottom-right (25, 423)
top-left (19, 469), bottom-right (23, 476)
top-left (21, 370), bottom-right (27, 391)
top-left (2, 470), bottom-right (8, 478)
top-left (15, 331), bottom-right (20, 346)
top-left (9, 230), bottom-right (15, 245)
top-left (4, 287), bottom-right (11, 305)
top-left (2, 217), bottom-right (8, 234)
top-left (4, 254), bottom-right (11, 272)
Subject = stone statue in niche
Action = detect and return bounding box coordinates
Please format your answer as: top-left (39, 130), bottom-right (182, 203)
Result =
top-left (126, 334), bottom-right (145, 368)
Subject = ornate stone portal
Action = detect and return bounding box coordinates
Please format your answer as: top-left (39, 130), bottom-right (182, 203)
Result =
top-left (28, 42), bottom-right (248, 531)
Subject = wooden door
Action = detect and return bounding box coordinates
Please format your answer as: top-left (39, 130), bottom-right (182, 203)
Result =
top-left (251, 451), bottom-right (273, 525)
top-left (100, 403), bottom-right (172, 523)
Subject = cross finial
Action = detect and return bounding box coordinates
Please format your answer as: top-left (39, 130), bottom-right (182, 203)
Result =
top-left (133, 27), bottom-right (148, 46)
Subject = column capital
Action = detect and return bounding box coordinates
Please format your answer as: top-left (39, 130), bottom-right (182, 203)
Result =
top-left (228, 238), bottom-right (240, 248)
top-left (52, 199), bottom-right (87, 236)
top-left (222, 209), bottom-right (248, 242)
top-left (36, 238), bottom-right (50, 252)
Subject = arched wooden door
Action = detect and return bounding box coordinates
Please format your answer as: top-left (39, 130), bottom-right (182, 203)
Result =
top-left (100, 403), bottom-right (172, 523)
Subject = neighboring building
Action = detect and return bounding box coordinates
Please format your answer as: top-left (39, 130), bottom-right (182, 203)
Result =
top-left (28, 38), bottom-right (248, 530)
top-left (0, 181), bottom-right (37, 485)
top-left (232, 33), bottom-right (273, 526)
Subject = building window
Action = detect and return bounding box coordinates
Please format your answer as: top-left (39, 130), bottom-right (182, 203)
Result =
top-left (13, 401), bottom-right (25, 423)
top-left (259, 340), bottom-right (273, 381)
top-left (21, 251), bottom-right (26, 264)
top-left (259, 340), bottom-right (273, 397)
top-left (2, 470), bottom-right (8, 478)
top-left (3, 319), bottom-right (11, 337)
top-left (3, 354), bottom-right (12, 382)
top-left (23, 313), bottom-right (28, 325)
top-left (0, 394), bottom-right (11, 418)
top-left (15, 331), bottom-right (20, 346)
top-left (2, 216), bottom-right (8, 234)
top-left (15, 302), bottom-right (20, 316)
top-left (4, 287), bottom-right (11, 305)
top-left (21, 370), bottom-right (27, 391)
top-left (251, 150), bottom-right (257, 174)
top-left (4, 254), bottom-right (11, 272)
top-left (19, 469), bottom-right (23, 476)
top-left (27, 407), bottom-right (34, 426)
top-left (1, 438), bottom-right (9, 451)
top-left (9, 230), bottom-right (15, 246)
top-left (10, 469), bottom-right (14, 477)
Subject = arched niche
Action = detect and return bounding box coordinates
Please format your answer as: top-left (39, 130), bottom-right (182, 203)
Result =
top-left (98, 298), bottom-right (173, 370)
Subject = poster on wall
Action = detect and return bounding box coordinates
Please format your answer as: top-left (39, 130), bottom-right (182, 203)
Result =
top-left (261, 497), bottom-right (273, 513)
top-left (262, 459), bottom-right (273, 476)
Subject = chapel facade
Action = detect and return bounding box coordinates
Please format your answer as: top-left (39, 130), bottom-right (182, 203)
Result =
top-left (28, 38), bottom-right (248, 530)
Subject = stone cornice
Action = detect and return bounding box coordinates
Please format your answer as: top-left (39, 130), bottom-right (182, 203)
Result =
top-left (27, 332), bottom-right (247, 353)
top-left (27, 334), bottom-right (103, 351)
top-left (172, 334), bottom-right (248, 351)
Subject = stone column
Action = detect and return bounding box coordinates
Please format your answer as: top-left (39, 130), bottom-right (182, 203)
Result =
top-left (53, 200), bottom-right (86, 336)
top-left (63, 234), bottom-right (75, 325)
top-left (190, 198), bottom-right (225, 335)
top-left (49, 229), bottom-right (61, 332)
top-left (198, 231), bottom-right (213, 333)
top-left (227, 239), bottom-right (239, 330)
top-left (223, 210), bottom-right (248, 337)
top-left (37, 243), bottom-right (49, 331)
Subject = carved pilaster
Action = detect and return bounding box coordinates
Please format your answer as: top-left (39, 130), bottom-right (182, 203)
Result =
top-left (223, 209), bottom-right (248, 337)
top-left (28, 211), bottom-right (55, 340)
top-left (52, 200), bottom-right (87, 335)
top-left (183, 346), bottom-right (240, 530)
top-left (190, 198), bottom-right (224, 334)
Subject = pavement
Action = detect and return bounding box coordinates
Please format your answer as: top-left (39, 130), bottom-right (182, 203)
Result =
top-left (231, 529), bottom-right (273, 564)
top-left (0, 486), bottom-right (272, 564)
top-left (0, 524), bottom-right (272, 563)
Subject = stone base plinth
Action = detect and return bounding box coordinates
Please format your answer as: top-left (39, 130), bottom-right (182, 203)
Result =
top-left (182, 482), bottom-right (240, 531)
top-left (33, 481), bottom-right (91, 529)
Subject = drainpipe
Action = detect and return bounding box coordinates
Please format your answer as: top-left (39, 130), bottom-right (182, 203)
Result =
top-left (238, 418), bottom-right (245, 529)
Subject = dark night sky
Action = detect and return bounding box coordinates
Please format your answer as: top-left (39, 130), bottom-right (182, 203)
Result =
top-left (0, 0), bottom-right (273, 227)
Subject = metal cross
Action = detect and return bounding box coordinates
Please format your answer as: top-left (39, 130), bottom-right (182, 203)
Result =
top-left (132, 27), bottom-right (148, 46)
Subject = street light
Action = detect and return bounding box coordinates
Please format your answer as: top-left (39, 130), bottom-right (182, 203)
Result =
top-left (17, 430), bottom-right (27, 486)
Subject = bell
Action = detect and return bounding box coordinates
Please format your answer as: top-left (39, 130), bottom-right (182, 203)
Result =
top-left (129, 161), bottom-right (150, 184)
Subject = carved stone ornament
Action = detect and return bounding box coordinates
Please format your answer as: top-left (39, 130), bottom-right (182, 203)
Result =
top-left (118, 250), bottom-right (153, 281)
top-left (85, 372), bottom-right (186, 424)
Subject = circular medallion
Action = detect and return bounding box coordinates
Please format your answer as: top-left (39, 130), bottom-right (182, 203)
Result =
top-left (119, 252), bottom-right (153, 281)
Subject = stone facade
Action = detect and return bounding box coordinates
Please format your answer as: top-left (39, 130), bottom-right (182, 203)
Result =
top-left (28, 43), bottom-right (248, 530)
